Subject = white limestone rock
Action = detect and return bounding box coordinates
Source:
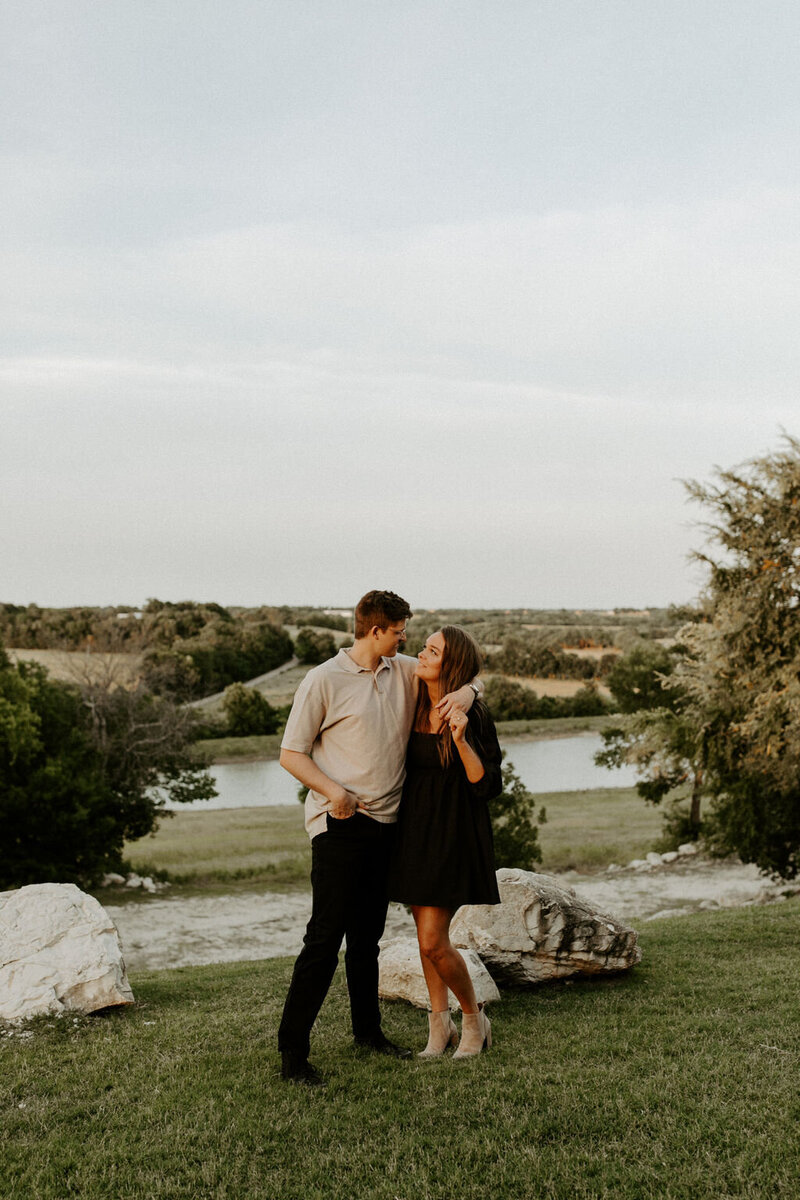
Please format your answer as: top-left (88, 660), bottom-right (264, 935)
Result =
top-left (450, 868), bottom-right (642, 986)
top-left (0, 883), bottom-right (134, 1023)
top-left (646, 907), bottom-right (689, 921)
top-left (378, 936), bottom-right (500, 1010)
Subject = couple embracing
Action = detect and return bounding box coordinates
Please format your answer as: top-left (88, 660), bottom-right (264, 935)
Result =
top-left (278, 590), bottom-right (501, 1085)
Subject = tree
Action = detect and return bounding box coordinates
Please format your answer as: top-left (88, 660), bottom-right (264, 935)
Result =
top-left (675, 437), bottom-right (800, 877)
top-left (604, 437), bottom-right (800, 878)
top-left (221, 683), bottom-right (279, 736)
top-left (294, 627), bottom-right (337, 665)
top-left (1, 654), bottom-right (215, 887)
top-left (141, 617), bottom-right (293, 699)
top-left (605, 643), bottom-right (677, 713)
top-left (483, 675), bottom-right (547, 720)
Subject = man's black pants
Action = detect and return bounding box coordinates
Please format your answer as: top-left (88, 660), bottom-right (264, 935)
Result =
top-left (278, 813), bottom-right (395, 1058)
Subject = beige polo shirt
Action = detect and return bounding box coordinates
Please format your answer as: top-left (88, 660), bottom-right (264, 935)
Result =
top-left (281, 648), bottom-right (419, 839)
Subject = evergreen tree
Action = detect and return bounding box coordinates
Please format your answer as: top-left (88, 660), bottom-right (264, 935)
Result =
top-left (601, 437), bottom-right (800, 877)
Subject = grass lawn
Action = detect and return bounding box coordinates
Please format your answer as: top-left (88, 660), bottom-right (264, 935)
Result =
top-left (192, 732), bottom-right (285, 763)
top-left (3, 900), bottom-right (799, 1199)
top-left (537, 787), bottom-right (665, 872)
top-left (127, 805), bottom-right (310, 889)
top-left (125, 787), bottom-right (664, 887)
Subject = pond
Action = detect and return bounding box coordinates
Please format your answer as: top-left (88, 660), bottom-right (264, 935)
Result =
top-left (170, 734), bottom-right (639, 812)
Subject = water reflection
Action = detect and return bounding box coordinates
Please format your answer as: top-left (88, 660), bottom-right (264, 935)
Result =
top-left (170, 735), bottom-right (639, 812)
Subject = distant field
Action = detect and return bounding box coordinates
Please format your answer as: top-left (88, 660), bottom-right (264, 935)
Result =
top-left (248, 662), bottom-right (312, 705)
top-left (496, 673), bottom-right (613, 698)
top-left (561, 645), bottom-right (622, 660)
top-left (6, 648), bottom-right (142, 686)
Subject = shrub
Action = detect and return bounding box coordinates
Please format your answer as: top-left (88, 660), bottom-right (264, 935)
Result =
top-left (221, 683), bottom-right (279, 737)
top-left (294, 627), bottom-right (337, 665)
top-left (488, 757), bottom-right (546, 870)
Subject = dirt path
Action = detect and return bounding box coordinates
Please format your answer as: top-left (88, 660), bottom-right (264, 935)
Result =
top-left (558, 856), bottom-right (798, 922)
top-left (105, 894), bottom-right (416, 972)
top-left (105, 856), bottom-right (798, 973)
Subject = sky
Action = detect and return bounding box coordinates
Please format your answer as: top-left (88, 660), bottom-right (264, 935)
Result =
top-left (3, 1), bottom-right (800, 611)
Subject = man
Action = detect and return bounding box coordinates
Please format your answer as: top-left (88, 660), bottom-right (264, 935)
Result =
top-left (277, 590), bottom-right (480, 1084)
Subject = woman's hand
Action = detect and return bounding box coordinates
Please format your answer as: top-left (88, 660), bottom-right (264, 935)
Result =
top-left (448, 709), bottom-right (469, 743)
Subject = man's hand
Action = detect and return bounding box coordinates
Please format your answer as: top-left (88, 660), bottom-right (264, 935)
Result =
top-left (435, 682), bottom-right (479, 721)
top-left (280, 749), bottom-right (361, 819)
top-left (328, 784), bottom-right (360, 820)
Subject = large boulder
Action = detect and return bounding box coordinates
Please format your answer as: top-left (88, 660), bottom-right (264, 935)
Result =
top-left (450, 868), bottom-right (642, 986)
top-left (0, 883), bottom-right (135, 1022)
top-left (378, 936), bottom-right (501, 1010)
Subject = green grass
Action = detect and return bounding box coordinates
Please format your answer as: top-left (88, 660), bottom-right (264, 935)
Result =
top-left (537, 787), bottom-right (664, 872)
top-left (127, 805), bottom-right (309, 888)
top-left (192, 732), bottom-right (285, 763)
top-left (495, 714), bottom-right (613, 739)
top-left (3, 900), bottom-right (799, 1199)
top-left (126, 787), bottom-right (663, 888)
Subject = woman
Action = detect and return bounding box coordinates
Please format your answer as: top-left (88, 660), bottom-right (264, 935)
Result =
top-left (388, 625), bottom-right (502, 1058)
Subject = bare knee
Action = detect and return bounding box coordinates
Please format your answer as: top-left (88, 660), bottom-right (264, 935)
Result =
top-left (418, 932), bottom-right (450, 964)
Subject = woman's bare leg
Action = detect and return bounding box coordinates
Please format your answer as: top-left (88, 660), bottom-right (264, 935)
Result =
top-left (412, 905), bottom-right (479, 1014)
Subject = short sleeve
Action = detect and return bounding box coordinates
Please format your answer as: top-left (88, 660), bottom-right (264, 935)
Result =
top-left (280, 669), bottom-right (327, 754)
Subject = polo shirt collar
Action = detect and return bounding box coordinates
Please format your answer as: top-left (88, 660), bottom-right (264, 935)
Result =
top-left (336, 647), bottom-right (390, 675)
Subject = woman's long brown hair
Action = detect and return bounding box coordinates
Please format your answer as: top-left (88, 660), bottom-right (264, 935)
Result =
top-left (414, 625), bottom-right (483, 766)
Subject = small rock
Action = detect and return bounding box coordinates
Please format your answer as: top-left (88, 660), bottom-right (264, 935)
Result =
top-left (661, 851), bottom-right (679, 864)
top-left (678, 843), bottom-right (699, 856)
top-left (627, 859), bottom-right (648, 870)
top-left (125, 874), bottom-right (143, 889)
top-left (646, 852), bottom-right (664, 866)
top-left (101, 873), bottom-right (126, 887)
top-left (645, 908), bottom-right (688, 921)
top-left (606, 864), bottom-right (621, 874)
top-left (141, 877), bottom-right (157, 894)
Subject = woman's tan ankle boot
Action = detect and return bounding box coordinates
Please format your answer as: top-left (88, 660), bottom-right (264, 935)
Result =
top-left (418, 1009), bottom-right (458, 1058)
top-left (453, 1005), bottom-right (492, 1059)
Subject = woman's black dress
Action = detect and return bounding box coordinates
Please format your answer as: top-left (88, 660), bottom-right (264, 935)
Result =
top-left (388, 704), bottom-right (502, 909)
